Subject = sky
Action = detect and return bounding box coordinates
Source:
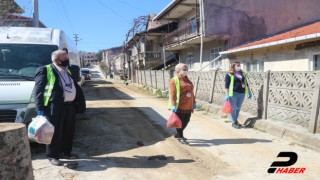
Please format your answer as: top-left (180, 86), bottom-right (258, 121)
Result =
top-left (15, 0), bottom-right (172, 53)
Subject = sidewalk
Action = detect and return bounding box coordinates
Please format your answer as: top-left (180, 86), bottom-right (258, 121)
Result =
top-left (122, 82), bottom-right (320, 179)
top-left (194, 100), bottom-right (320, 153)
top-left (94, 66), bottom-right (320, 179)
top-left (129, 75), bottom-right (320, 153)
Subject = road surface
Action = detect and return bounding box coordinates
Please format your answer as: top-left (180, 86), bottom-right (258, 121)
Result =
top-left (31, 65), bottom-right (320, 180)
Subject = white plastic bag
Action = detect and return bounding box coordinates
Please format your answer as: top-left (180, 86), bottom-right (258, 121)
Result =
top-left (28, 115), bottom-right (54, 144)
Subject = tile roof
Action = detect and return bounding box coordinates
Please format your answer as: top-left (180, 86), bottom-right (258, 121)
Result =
top-left (230, 21), bottom-right (320, 51)
top-left (5, 15), bottom-right (31, 20)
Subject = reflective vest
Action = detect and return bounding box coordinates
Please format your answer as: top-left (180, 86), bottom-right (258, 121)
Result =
top-left (43, 65), bottom-right (71, 106)
top-left (228, 72), bottom-right (249, 97)
top-left (168, 76), bottom-right (180, 110)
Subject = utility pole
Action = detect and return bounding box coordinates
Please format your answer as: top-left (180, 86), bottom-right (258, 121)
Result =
top-left (73, 34), bottom-right (81, 46)
top-left (33, 0), bottom-right (39, 27)
top-left (198, 0), bottom-right (204, 69)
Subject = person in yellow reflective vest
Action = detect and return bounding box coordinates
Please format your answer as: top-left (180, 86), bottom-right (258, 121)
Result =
top-left (34, 50), bottom-right (86, 166)
top-left (169, 63), bottom-right (197, 145)
top-left (225, 62), bottom-right (252, 129)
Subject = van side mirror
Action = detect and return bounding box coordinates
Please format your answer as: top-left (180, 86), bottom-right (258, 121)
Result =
top-left (69, 65), bottom-right (81, 82)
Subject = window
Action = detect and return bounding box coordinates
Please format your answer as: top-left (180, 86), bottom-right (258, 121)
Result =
top-left (259, 61), bottom-right (264, 72)
top-left (314, 55), bottom-right (320, 71)
top-left (187, 53), bottom-right (194, 70)
top-left (244, 60), bottom-right (264, 72)
top-left (0, 44), bottom-right (58, 79)
top-left (246, 62), bottom-right (251, 72)
top-left (210, 48), bottom-right (222, 69)
top-left (187, 16), bottom-right (197, 35)
top-left (252, 61), bottom-right (257, 72)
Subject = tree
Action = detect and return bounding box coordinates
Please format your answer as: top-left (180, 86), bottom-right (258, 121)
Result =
top-left (0, 0), bottom-right (24, 26)
top-left (125, 15), bottom-right (148, 41)
top-left (96, 50), bottom-right (103, 62)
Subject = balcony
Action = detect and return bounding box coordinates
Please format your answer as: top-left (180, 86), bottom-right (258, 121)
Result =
top-left (145, 51), bottom-right (162, 61)
top-left (139, 51), bottom-right (162, 61)
top-left (162, 18), bottom-right (200, 47)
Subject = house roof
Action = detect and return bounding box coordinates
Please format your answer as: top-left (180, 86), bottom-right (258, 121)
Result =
top-left (153, 0), bottom-right (183, 21)
top-left (221, 21), bottom-right (320, 54)
top-left (153, 0), bottom-right (197, 21)
top-left (3, 14), bottom-right (47, 27)
top-left (5, 14), bottom-right (30, 19)
top-left (125, 22), bottom-right (177, 50)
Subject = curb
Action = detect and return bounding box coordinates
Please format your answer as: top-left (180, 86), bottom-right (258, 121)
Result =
top-left (254, 120), bottom-right (320, 152)
top-left (197, 101), bottom-right (320, 152)
top-left (131, 83), bottom-right (320, 152)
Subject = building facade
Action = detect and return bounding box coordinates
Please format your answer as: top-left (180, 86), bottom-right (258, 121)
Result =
top-left (154, 0), bottom-right (320, 72)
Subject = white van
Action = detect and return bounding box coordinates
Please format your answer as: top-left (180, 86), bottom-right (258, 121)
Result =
top-left (0, 27), bottom-right (84, 124)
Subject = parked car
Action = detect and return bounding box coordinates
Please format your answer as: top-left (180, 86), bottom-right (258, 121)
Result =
top-left (81, 68), bottom-right (91, 80)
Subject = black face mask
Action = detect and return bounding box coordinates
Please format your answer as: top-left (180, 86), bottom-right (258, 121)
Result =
top-left (59, 60), bottom-right (69, 67)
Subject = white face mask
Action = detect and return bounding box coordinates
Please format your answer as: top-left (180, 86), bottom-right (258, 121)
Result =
top-left (235, 67), bottom-right (241, 71)
top-left (180, 70), bottom-right (188, 76)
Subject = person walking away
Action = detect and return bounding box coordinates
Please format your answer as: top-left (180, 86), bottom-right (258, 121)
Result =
top-left (225, 62), bottom-right (252, 129)
top-left (169, 63), bottom-right (197, 145)
top-left (34, 50), bottom-right (85, 166)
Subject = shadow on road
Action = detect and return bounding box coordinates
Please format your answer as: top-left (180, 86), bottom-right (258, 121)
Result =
top-left (82, 80), bottom-right (134, 101)
top-left (30, 106), bottom-right (176, 170)
top-left (90, 70), bottom-right (102, 78)
top-left (30, 78), bottom-right (182, 171)
top-left (188, 138), bottom-right (272, 147)
top-left (72, 107), bottom-right (171, 155)
top-left (69, 156), bottom-right (194, 172)
top-left (85, 80), bottom-right (113, 85)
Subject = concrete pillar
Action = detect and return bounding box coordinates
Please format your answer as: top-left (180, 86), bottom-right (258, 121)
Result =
top-left (194, 76), bottom-right (200, 97)
top-left (263, 70), bottom-right (271, 119)
top-left (0, 123), bottom-right (34, 180)
top-left (209, 70), bottom-right (218, 103)
top-left (309, 72), bottom-right (320, 133)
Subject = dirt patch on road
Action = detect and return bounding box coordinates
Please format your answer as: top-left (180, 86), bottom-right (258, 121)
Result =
top-left (31, 77), bottom-right (230, 179)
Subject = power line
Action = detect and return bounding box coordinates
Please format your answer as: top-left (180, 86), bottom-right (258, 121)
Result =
top-left (80, 41), bottom-right (122, 45)
top-left (23, 0), bottom-right (33, 17)
top-left (94, 0), bottom-right (130, 23)
top-left (117, 0), bottom-right (150, 14)
top-left (57, 0), bottom-right (76, 33)
top-left (51, 0), bottom-right (68, 28)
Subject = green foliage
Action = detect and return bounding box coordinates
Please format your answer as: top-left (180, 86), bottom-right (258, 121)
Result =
top-left (99, 61), bottom-right (108, 75)
top-left (96, 50), bottom-right (103, 62)
top-left (156, 89), bottom-right (163, 98)
top-left (196, 104), bottom-right (206, 111)
top-left (0, 0), bottom-right (23, 19)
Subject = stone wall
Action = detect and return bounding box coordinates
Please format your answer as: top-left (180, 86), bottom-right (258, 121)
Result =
top-left (0, 123), bottom-right (34, 180)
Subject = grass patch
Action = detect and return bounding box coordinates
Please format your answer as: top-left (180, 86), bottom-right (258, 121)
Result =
top-left (253, 127), bottom-right (267, 133)
top-left (221, 114), bottom-right (228, 118)
top-left (196, 104), bottom-right (206, 111)
top-left (156, 89), bottom-right (163, 98)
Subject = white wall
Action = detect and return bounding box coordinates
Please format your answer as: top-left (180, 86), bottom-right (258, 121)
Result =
top-left (226, 41), bottom-right (320, 72)
top-left (178, 40), bottom-right (227, 71)
top-left (266, 59), bottom-right (309, 71)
